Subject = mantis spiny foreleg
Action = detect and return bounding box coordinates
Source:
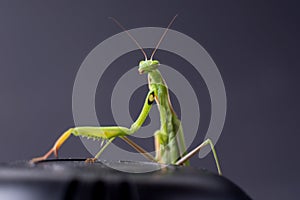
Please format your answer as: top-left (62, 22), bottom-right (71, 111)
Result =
top-left (31, 90), bottom-right (156, 163)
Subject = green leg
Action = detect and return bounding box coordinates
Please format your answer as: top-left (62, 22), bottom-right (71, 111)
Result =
top-left (94, 137), bottom-right (115, 159)
top-left (31, 90), bottom-right (156, 163)
top-left (30, 127), bottom-right (128, 163)
top-left (175, 139), bottom-right (222, 175)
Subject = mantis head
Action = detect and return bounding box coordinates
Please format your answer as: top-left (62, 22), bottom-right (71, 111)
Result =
top-left (138, 60), bottom-right (160, 74)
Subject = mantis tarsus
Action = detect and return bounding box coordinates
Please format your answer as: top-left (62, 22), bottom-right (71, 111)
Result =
top-left (31, 15), bottom-right (222, 175)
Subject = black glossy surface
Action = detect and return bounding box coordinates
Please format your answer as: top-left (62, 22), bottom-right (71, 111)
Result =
top-left (0, 159), bottom-right (251, 200)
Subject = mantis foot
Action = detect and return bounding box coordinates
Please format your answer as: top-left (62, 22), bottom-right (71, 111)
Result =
top-left (85, 158), bottom-right (98, 163)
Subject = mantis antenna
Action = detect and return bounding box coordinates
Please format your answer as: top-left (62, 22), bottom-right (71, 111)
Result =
top-left (150, 14), bottom-right (178, 60)
top-left (109, 17), bottom-right (148, 60)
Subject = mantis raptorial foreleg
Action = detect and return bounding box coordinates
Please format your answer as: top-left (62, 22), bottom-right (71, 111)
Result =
top-left (30, 128), bottom-right (74, 163)
top-left (31, 90), bottom-right (156, 163)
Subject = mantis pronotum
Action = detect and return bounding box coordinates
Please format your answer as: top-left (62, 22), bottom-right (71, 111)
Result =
top-left (31, 15), bottom-right (222, 175)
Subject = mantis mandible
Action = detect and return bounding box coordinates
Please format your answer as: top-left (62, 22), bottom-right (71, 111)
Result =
top-left (31, 15), bottom-right (222, 175)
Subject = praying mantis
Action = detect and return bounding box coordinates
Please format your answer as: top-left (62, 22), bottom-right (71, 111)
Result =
top-left (31, 15), bottom-right (222, 175)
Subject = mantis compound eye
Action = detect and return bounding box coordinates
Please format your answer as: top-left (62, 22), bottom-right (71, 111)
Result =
top-left (151, 60), bottom-right (160, 66)
top-left (139, 60), bottom-right (145, 66)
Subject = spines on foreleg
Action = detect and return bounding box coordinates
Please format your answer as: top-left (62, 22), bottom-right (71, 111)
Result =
top-left (73, 126), bottom-right (130, 140)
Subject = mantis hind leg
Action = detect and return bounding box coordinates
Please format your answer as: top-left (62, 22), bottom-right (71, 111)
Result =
top-left (121, 136), bottom-right (156, 162)
top-left (175, 139), bottom-right (222, 175)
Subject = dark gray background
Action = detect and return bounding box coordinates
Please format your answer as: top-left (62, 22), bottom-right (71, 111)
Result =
top-left (0, 1), bottom-right (299, 199)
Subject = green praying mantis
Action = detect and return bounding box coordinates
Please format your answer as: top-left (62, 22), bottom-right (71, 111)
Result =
top-left (31, 15), bottom-right (222, 175)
